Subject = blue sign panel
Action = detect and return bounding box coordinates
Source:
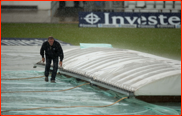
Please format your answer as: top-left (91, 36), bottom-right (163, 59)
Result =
top-left (79, 12), bottom-right (181, 28)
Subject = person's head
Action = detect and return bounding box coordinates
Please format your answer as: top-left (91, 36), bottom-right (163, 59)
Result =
top-left (48, 36), bottom-right (54, 46)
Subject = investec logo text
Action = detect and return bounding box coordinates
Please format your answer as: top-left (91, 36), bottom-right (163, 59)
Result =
top-left (83, 13), bottom-right (180, 25)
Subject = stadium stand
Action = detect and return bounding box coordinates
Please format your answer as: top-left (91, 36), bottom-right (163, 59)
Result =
top-left (123, 1), bottom-right (180, 13)
top-left (83, 1), bottom-right (180, 13)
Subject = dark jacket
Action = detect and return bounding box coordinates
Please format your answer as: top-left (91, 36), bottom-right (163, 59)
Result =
top-left (40, 40), bottom-right (64, 61)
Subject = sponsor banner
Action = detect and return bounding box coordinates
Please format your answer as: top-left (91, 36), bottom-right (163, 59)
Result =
top-left (79, 12), bottom-right (181, 28)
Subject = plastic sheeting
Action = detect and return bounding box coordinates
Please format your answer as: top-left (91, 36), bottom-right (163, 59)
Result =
top-left (61, 46), bottom-right (181, 96)
top-left (1, 71), bottom-right (181, 115)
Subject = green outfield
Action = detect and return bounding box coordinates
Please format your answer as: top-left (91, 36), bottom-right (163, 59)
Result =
top-left (1, 23), bottom-right (181, 60)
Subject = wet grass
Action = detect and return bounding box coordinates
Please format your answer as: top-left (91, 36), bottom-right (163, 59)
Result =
top-left (1, 23), bottom-right (181, 60)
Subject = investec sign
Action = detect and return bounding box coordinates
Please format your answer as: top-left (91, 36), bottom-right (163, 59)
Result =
top-left (79, 12), bottom-right (181, 28)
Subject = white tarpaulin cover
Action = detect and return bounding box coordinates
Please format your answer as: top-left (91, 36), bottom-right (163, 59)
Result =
top-left (60, 46), bottom-right (181, 96)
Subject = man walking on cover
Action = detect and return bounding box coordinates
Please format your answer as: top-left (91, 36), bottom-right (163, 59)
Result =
top-left (40, 36), bottom-right (64, 83)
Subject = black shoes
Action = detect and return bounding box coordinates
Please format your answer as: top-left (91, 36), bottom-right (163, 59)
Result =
top-left (45, 77), bottom-right (48, 82)
top-left (51, 80), bottom-right (56, 83)
top-left (45, 77), bottom-right (56, 83)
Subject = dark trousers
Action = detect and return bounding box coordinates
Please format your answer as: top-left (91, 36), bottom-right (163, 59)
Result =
top-left (45, 56), bottom-right (58, 81)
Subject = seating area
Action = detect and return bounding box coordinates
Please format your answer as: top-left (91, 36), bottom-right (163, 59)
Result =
top-left (83, 1), bottom-right (180, 13)
top-left (124, 1), bottom-right (181, 13)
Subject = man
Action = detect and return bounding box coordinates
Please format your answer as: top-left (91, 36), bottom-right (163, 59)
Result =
top-left (40, 36), bottom-right (64, 83)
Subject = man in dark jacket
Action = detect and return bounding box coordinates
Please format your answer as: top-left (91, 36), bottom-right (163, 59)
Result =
top-left (40, 36), bottom-right (64, 83)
